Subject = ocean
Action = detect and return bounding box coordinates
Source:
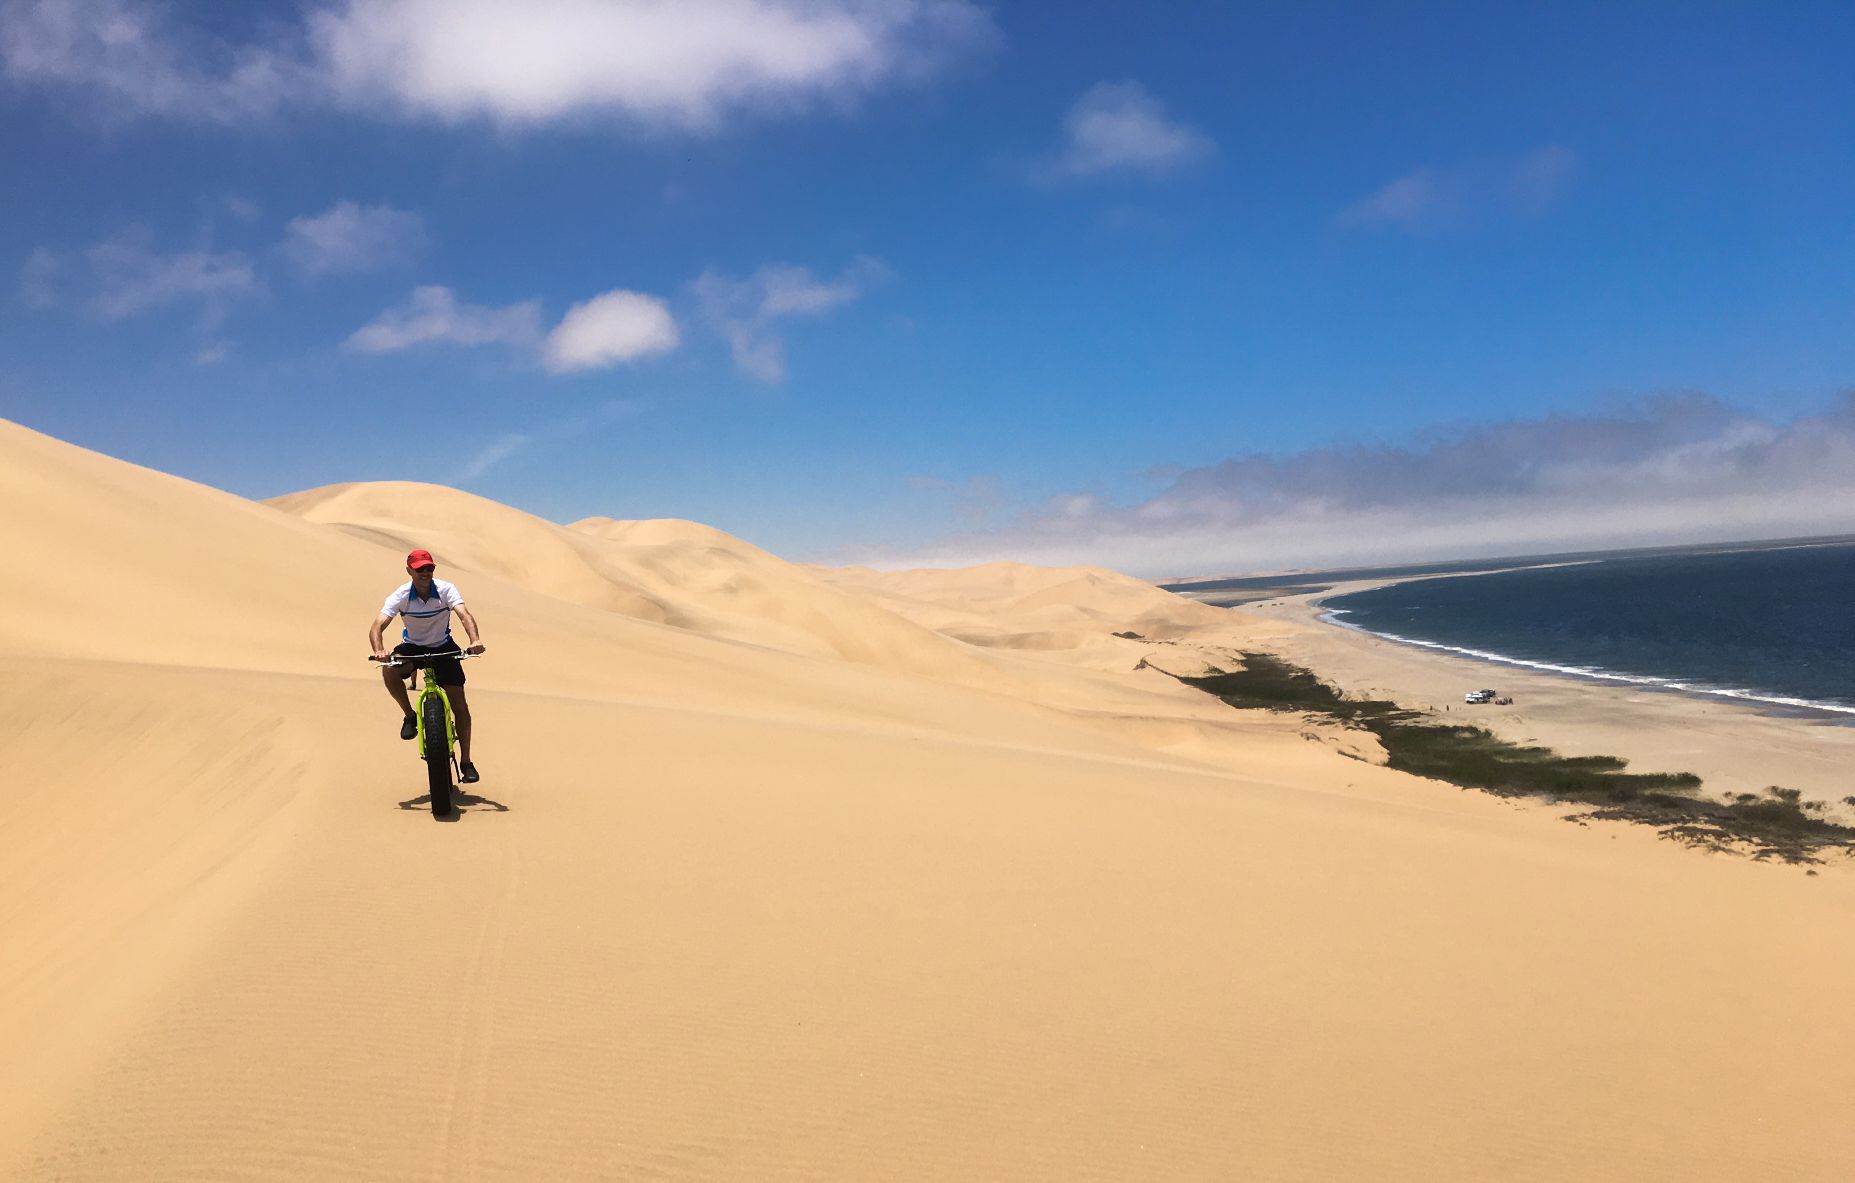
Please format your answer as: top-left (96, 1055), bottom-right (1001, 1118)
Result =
top-left (1318, 540), bottom-right (1855, 717)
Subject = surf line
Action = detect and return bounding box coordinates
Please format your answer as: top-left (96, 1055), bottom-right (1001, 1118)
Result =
top-left (1316, 609), bottom-right (1855, 719)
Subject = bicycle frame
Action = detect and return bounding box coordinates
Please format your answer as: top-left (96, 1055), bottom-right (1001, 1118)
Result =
top-left (413, 665), bottom-right (456, 762)
top-left (372, 651), bottom-right (479, 764)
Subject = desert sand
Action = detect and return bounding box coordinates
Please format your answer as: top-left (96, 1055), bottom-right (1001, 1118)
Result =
top-left (5, 415), bottom-right (1855, 1181)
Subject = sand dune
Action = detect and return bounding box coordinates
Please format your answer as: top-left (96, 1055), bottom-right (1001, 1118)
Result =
top-left (818, 559), bottom-right (1236, 656)
top-left (823, 559), bottom-right (1230, 630)
top-left (273, 486), bottom-right (1264, 759)
top-left (271, 481), bottom-right (685, 626)
top-left (8, 415), bottom-right (1855, 1181)
top-left (273, 483), bottom-right (1025, 692)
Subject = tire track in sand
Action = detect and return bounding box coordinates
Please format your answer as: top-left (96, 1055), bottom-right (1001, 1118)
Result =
top-left (432, 829), bottom-right (522, 1182)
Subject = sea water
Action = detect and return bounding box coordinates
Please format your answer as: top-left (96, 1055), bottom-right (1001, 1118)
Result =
top-left (1319, 541), bottom-right (1855, 716)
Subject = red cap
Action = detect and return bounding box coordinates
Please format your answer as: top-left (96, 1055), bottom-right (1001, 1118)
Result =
top-left (406, 548), bottom-right (436, 570)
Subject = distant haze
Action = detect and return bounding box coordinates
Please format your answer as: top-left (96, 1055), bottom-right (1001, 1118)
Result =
top-left (848, 394), bottom-right (1855, 578)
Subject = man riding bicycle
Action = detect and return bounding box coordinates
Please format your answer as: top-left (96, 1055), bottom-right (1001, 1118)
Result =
top-left (370, 548), bottom-right (486, 783)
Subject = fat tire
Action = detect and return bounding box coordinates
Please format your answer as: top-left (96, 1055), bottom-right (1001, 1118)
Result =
top-left (423, 695), bottom-right (453, 817)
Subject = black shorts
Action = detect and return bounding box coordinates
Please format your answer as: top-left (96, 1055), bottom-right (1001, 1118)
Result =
top-left (392, 640), bottom-right (466, 687)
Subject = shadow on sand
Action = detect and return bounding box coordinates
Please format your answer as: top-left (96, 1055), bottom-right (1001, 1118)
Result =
top-left (396, 790), bottom-right (511, 822)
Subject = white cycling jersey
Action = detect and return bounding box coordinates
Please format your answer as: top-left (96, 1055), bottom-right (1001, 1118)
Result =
top-left (380, 579), bottom-right (464, 647)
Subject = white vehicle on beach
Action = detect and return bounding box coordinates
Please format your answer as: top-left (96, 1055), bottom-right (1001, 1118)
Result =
top-left (1464, 689), bottom-right (1497, 704)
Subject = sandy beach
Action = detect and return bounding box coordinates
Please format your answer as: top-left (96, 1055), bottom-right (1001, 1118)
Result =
top-left (1228, 580), bottom-right (1855, 818)
top-left (7, 416), bottom-right (1855, 1182)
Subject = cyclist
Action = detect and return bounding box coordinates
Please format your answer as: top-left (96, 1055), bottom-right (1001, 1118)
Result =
top-left (369, 548), bottom-right (487, 783)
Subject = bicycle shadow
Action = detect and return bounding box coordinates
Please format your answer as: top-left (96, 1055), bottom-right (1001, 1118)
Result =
top-left (397, 790), bottom-right (511, 821)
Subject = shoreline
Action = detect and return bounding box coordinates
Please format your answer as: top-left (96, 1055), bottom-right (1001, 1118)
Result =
top-left (1310, 585), bottom-right (1855, 724)
top-left (1218, 577), bottom-right (1855, 820)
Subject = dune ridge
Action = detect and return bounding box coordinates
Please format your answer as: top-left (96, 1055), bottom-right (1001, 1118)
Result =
top-left (8, 415), bottom-right (1855, 1181)
top-left (272, 483), bottom-right (1026, 687)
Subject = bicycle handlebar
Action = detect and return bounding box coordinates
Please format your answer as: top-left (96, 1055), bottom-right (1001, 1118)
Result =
top-left (369, 652), bottom-right (484, 667)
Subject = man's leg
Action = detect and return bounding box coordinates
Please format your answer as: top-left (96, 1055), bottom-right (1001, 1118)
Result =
top-left (382, 664), bottom-right (414, 714)
top-left (385, 665), bottom-right (420, 739)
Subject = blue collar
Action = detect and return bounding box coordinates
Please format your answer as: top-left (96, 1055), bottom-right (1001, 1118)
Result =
top-left (410, 576), bottom-right (437, 602)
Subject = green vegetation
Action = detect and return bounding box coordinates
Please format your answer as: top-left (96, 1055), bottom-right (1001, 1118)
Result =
top-left (1178, 652), bottom-right (1855, 864)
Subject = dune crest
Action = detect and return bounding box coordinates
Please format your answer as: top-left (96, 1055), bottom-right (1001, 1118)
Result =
top-left (272, 481), bottom-right (684, 625)
top-left (275, 483), bottom-right (1033, 690)
top-left (818, 558), bottom-right (1236, 653)
top-left (570, 514), bottom-right (770, 553)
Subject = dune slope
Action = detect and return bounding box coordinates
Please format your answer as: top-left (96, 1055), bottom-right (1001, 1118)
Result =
top-left (271, 484), bottom-right (1020, 692)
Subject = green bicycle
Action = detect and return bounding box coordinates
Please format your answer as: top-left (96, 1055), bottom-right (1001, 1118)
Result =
top-left (371, 652), bottom-right (481, 817)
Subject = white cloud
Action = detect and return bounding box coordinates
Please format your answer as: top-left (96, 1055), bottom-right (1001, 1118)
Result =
top-left (344, 285), bottom-right (542, 353)
top-left (312, 0), bottom-right (996, 128)
top-left (20, 232), bottom-right (259, 333)
top-left (347, 284), bottom-right (679, 373)
top-left (543, 289), bottom-right (680, 373)
top-left (194, 343), bottom-right (229, 365)
top-left (1035, 81), bottom-right (1214, 181)
top-left (845, 396), bottom-right (1855, 578)
top-left (81, 235), bottom-right (260, 321)
top-left (693, 257), bottom-right (888, 383)
top-left (0, 0), bottom-right (301, 121)
top-left (1338, 169), bottom-right (1445, 229)
top-left (282, 200), bottom-right (428, 276)
top-left (2, 0), bottom-right (997, 129)
top-left (1342, 145), bottom-right (1579, 230)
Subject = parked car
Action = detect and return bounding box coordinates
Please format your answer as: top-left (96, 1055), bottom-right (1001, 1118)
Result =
top-left (1464, 689), bottom-right (1497, 704)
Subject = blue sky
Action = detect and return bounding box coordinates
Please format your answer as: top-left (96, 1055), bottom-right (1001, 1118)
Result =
top-left (4, 1), bottom-right (1854, 575)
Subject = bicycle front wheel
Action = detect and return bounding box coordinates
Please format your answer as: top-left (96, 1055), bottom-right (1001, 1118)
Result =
top-left (423, 694), bottom-right (453, 817)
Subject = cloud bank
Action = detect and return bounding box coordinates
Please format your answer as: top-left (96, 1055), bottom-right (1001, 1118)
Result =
top-left (856, 395), bottom-right (1855, 577)
top-left (2, 0), bottom-right (998, 129)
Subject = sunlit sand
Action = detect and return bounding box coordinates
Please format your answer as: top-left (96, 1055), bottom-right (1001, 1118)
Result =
top-left (6, 416), bottom-right (1854, 1181)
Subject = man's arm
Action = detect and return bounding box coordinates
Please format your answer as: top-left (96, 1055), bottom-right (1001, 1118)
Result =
top-left (369, 613), bottom-right (395, 660)
top-left (454, 605), bottom-right (485, 653)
